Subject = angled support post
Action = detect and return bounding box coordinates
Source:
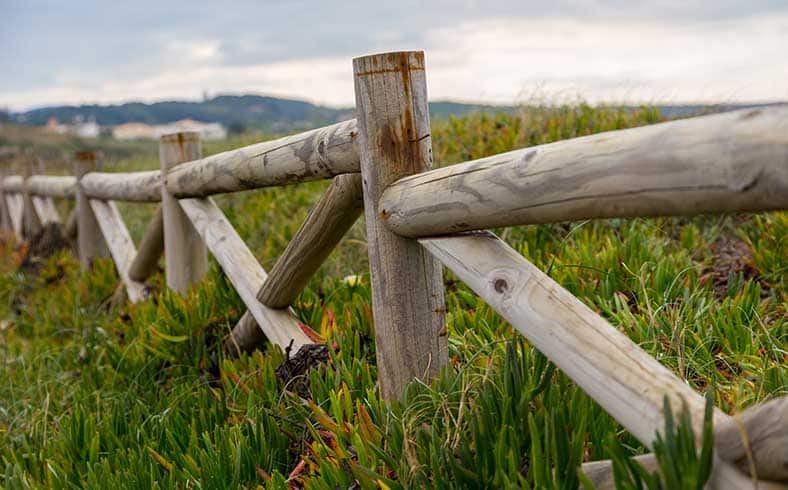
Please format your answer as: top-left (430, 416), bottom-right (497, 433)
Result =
top-left (89, 199), bottom-right (148, 303)
top-left (227, 173), bottom-right (364, 355)
top-left (21, 154), bottom-right (41, 238)
top-left (32, 157), bottom-right (62, 224)
top-left (127, 205), bottom-right (164, 283)
top-left (352, 51), bottom-right (447, 400)
top-left (159, 132), bottom-right (207, 294)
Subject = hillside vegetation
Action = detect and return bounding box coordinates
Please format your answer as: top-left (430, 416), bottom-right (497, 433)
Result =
top-left (11, 96), bottom-right (517, 134)
top-left (0, 105), bottom-right (785, 489)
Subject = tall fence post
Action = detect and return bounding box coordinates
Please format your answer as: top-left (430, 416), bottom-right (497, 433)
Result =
top-left (353, 51), bottom-right (447, 400)
top-left (74, 151), bottom-right (108, 268)
top-left (159, 132), bottom-right (207, 294)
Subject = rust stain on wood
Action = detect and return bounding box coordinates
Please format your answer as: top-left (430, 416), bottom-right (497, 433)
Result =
top-left (75, 151), bottom-right (96, 161)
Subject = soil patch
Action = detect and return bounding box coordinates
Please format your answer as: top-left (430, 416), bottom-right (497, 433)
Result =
top-left (276, 342), bottom-right (330, 399)
top-left (18, 223), bottom-right (69, 275)
top-left (703, 235), bottom-right (764, 299)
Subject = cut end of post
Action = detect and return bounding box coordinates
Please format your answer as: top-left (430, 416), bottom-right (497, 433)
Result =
top-left (159, 131), bottom-right (201, 145)
top-left (352, 51), bottom-right (425, 74)
top-left (74, 151), bottom-right (97, 162)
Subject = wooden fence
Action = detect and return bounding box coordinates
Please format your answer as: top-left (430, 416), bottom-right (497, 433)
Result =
top-left (1, 51), bottom-right (787, 488)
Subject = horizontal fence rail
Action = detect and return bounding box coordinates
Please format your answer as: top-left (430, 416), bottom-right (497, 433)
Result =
top-left (2, 175), bottom-right (24, 193)
top-left (379, 106), bottom-right (788, 237)
top-left (26, 175), bottom-right (76, 198)
top-left (166, 119), bottom-right (360, 198)
top-left (1, 50), bottom-right (786, 489)
top-left (82, 170), bottom-right (161, 202)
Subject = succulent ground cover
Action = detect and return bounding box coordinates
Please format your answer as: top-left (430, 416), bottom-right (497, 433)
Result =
top-left (1, 105), bottom-right (784, 488)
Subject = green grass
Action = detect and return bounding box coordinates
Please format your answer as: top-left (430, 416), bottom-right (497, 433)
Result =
top-left (1, 104), bottom-right (785, 488)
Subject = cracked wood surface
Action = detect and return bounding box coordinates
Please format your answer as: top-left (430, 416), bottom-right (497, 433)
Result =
top-left (82, 171), bottom-right (161, 202)
top-left (178, 197), bottom-right (311, 352)
top-left (381, 105), bottom-right (788, 237)
top-left (165, 119), bottom-right (359, 198)
top-left (89, 199), bottom-right (148, 303)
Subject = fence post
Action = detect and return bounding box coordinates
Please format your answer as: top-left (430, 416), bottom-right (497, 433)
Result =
top-left (159, 132), bottom-right (207, 293)
top-left (74, 151), bottom-right (108, 268)
top-left (352, 51), bottom-right (447, 400)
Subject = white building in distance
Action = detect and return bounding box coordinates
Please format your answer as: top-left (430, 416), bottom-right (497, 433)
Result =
top-left (155, 119), bottom-right (227, 140)
top-left (112, 122), bottom-right (156, 140)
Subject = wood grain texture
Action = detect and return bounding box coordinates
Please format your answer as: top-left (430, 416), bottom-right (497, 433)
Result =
top-left (127, 205), bottom-right (164, 282)
top-left (75, 151), bottom-right (109, 269)
top-left (89, 199), bottom-right (148, 303)
top-left (420, 231), bottom-right (720, 444)
top-left (582, 396), bottom-right (788, 486)
top-left (31, 196), bottom-right (61, 224)
top-left (178, 197), bottom-right (312, 352)
top-left (165, 119), bottom-right (359, 198)
top-left (353, 51), bottom-right (447, 400)
top-left (381, 105), bottom-right (788, 237)
top-left (26, 176), bottom-right (76, 198)
top-left (715, 396), bottom-right (788, 481)
top-left (159, 132), bottom-right (208, 293)
top-left (82, 171), bottom-right (161, 202)
top-left (260, 173), bottom-right (363, 307)
top-left (229, 173), bottom-right (364, 354)
top-left (420, 231), bottom-right (774, 489)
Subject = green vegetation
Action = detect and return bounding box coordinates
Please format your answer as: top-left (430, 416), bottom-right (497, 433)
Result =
top-left (1, 104), bottom-right (785, 488)
top-left (12, 96), bottom-right (518, 134)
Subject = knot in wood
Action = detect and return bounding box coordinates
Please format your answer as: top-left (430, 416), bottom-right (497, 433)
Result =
top-left (493, 277), bottom-right (509, 294)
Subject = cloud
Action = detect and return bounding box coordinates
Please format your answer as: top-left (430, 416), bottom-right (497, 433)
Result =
top-left (1, 1), bottom-right (787, 110)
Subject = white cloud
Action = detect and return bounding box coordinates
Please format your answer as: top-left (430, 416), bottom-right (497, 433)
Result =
top-left (1, 13), bottom-right (786, 110)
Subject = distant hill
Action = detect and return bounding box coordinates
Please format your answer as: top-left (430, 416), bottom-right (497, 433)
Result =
top-left (12, 95), bottom-right (515, 133)
top-left (11, 95), bottom-right (784, 134)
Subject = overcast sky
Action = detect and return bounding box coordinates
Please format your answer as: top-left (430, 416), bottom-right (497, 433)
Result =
top-left (1, 1), bottom-right (787, 111)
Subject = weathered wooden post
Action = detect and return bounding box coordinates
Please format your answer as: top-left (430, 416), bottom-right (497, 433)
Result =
top-left (352, 51), bottom-right (447, 400)
top-left (159, 132), bottom-right (207, 293)
top-left (74, 151), bottom-right (108, 268)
